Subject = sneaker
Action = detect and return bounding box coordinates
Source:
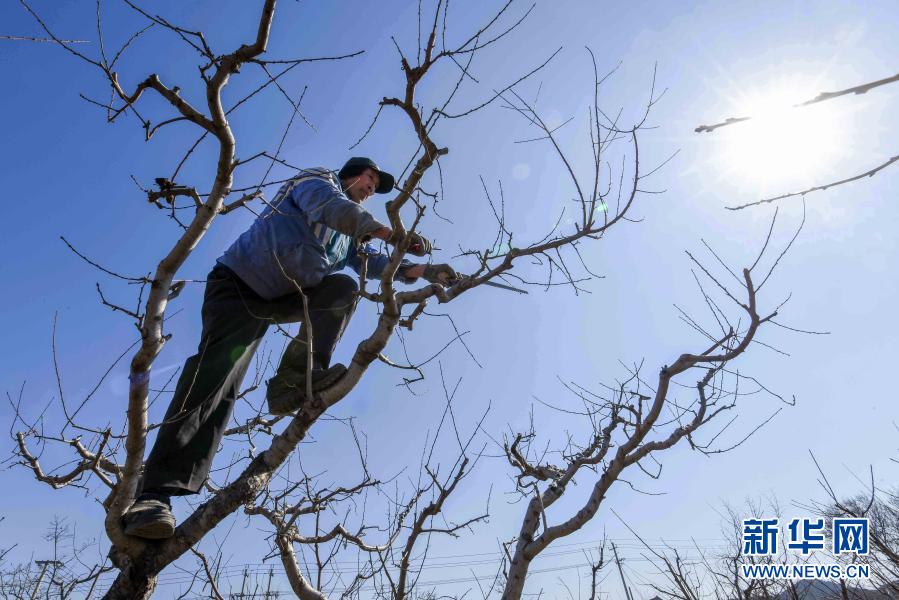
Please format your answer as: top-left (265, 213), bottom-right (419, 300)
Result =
top-left (266, 363), bottom-right (347, 415)
top-left (123, 493), bottom-right (176, 540)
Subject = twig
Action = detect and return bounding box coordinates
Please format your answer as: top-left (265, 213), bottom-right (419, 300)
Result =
top-left (729, 154), bottom-right (899, 209)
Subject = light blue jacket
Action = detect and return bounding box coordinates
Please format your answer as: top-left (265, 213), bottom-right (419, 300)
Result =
top-left (218, 168), bottom-right (405, 299)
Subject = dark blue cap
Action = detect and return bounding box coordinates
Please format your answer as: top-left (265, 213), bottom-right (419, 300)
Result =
top-left (338, 157), bottom-right (395, 194)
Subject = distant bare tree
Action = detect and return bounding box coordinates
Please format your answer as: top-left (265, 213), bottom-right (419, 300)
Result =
top-left (628, 492), bottom-right (895, 600)
top-left (619, 498), bottom-right (798, 600)
top-left (0, 516), bottom-right (111, 599)
top-left (807, 452), bottom-right (899, 597)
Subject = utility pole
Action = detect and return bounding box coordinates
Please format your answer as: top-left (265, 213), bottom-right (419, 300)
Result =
top-left (30, 560), bottom-right (63, 600)
top-left (263, 567), bottom-right (275, 599)
top-left (230, 568), bottom-right (251, 599)
top-left (611, 543), bottom-right (633, 600)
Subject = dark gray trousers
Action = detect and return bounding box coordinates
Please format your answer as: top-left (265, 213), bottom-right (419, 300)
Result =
top-left (142, 263), bottom-right (357, 496)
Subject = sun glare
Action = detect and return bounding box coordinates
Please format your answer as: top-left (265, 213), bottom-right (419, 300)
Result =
top-left (719, 85), bottom-right (843, 186)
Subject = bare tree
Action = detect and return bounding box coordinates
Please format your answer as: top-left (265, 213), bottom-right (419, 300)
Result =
top-left (495, 214), bottom-right (797, 598)
top-left (618, 498), bottom-right (799, 600)
top-left (624, 484), bottom-right (899, 600)
top-left (0, 516), bottom-right (111, 599)
top-left (9, 1), bottom-right (577, 597)
top-left (8, 1), bottom-right (805, 599)
top-left (806, 452), bottom-right (899, 597)
top-left (238, 365), bottom-right (490, 600)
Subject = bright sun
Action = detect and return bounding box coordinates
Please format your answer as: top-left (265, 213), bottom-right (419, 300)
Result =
top-left (719, 85), bottom-right (843, 185)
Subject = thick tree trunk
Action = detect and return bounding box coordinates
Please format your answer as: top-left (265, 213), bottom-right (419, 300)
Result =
top-left (502, 554), bottom-right (531, 600)
top-left (502, 495), bottom-right (542, 600)
top-left (102, 566), bottom-right (157, 600)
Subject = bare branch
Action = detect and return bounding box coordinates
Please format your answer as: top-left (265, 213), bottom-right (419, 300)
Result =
top-left (696, 71), bottom-right (899, 133)
top-left (729, 154), bottom-right (899, 210)
top-left (0, 34), bottom-right (89, 43)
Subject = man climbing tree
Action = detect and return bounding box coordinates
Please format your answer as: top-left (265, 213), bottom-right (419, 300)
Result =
top-left (123, 156), bottom-right (457, 540)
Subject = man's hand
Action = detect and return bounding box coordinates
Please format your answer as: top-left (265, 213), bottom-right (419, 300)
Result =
top-left (395, 263), bottom-right (457, 285)
top-left (405, 232), bottom-right (432, 257)
top-left (381, 228), bottom-right (432, 257)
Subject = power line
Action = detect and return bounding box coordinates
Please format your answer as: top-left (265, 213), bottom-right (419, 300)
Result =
top-left (57, 536), bottom-right (739, 594)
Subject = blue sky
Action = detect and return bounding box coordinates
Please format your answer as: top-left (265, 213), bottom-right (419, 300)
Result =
top-left (2, 1), bottom-right (898, 597)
